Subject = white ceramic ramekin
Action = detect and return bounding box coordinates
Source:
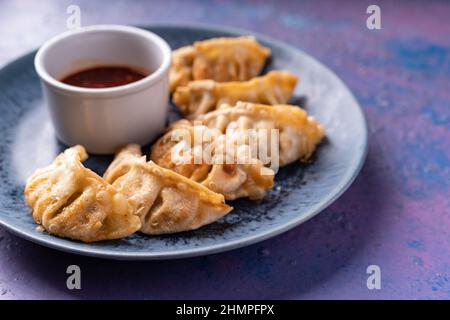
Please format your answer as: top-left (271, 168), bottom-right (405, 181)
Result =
top-left (35, 25), bottom-right (171, 154)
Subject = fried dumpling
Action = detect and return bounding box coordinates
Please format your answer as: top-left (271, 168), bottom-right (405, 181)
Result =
top-left (170, 36), bottom-right (271, 92)
top-left (151, 122), bottom-right (275, 200)
top-left (170, 46), bottom-right (197, 93)
top-left (103, 144), bottom-right (233, 234)
top-left (173, 70), bottom-right (298, 118)
top-left (24, 146), bottom-right (141, 242)
top-left (150, 120), bottom-right (220, 182)
top-left (196, 102), bottom-right (325, 166)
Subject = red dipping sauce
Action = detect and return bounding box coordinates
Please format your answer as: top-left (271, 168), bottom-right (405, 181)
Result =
top-left (61, 65), bottom-right (148, 88)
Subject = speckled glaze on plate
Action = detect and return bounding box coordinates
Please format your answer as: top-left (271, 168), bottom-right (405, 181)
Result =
top-left (0, 25), bottom-right (367, 260)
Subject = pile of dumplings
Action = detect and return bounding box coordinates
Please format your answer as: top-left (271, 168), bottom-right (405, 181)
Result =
top-left (24, 36), bottom-right (325, 243)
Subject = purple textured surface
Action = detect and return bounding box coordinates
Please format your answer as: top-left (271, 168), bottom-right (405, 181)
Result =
top-left (0, 0), bottom-right (449, 299)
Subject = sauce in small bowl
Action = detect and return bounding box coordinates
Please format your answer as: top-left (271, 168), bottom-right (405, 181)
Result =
top-left (61, 65), bottom-right (148, 88)
top-left (34, 25), bottom-right (171, 154)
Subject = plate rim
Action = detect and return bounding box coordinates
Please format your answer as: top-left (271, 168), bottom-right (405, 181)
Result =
top-left (0, 23), bottom-right (368, 260)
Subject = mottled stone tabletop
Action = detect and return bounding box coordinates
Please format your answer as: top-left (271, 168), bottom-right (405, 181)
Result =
top-left (0, 0), bottom-right (449, 299)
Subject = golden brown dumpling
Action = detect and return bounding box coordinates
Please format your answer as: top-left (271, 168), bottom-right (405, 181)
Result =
top-left (170, 36), bottom-right (271, 92)
top-left (103, 145), bottom-right (233, 235)
top-left (169, 46), bottom-right (197, 93)
top-left (150, 120), bottom-right (219, 182)
top-left (24, 146), bottom-right (141, 242)
top-left (151, 122), bottom-right (274, 200)
top-left (173, 71), bottom-right (298, 118)
top-left (196, 102), bottom-right (325, 166)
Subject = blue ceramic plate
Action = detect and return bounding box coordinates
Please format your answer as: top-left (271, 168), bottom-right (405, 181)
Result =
top-left (0, 25), bottom-right (367, 260)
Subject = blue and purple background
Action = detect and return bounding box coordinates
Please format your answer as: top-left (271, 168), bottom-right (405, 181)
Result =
top-left (0, 0), bottom-right (449, 299)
